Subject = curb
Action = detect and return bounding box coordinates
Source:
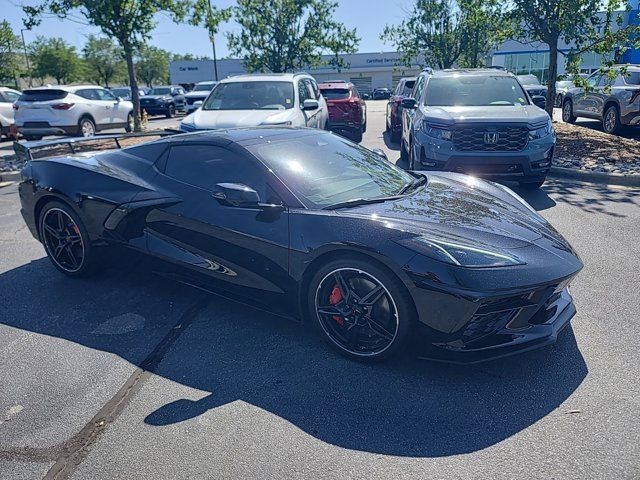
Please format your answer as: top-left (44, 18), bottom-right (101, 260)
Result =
top-left (549, 166), bottom-right (640, 187)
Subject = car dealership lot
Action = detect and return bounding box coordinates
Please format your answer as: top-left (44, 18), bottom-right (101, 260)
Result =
top-left (1, 103), bottom-right (639, 479)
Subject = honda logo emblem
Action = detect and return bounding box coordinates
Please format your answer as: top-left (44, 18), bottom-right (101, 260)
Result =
top-left (484, 132), bottom-right (499, 144)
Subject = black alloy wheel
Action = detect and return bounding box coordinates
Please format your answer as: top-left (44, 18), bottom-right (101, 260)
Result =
top-left (309, 259), bottom-right (412, 361)
top-left (39, 202), bottom-right (97, 277)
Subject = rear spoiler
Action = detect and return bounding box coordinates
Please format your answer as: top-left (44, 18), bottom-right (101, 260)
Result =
top-left (13, 130), bottom-right (181, 162)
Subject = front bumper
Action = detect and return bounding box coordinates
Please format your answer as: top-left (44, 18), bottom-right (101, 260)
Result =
top-left (413, 130), bottom-right (555, 182)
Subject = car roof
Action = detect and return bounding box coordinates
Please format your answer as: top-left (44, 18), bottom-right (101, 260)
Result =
top-left (24, 85), bottom-right (105, 92)
top-left (318, 82), bottom-right (351, 88)
top-left (0, 87), bottom-right (21, 93)
top-left (195, 80), bottom-right (218, 85)
top-left (428, 68), bottom-right (513, 77)
top-left (221, 73), bottom-right (308, 83)
top-left (150, 127), bottom-right (327, 148)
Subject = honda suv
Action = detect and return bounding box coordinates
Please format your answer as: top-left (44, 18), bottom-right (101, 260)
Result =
top-left (562, 65), bottom-right (640, 134)
top-left (401, 68), bottom-right (555, 188)
top-left (318, 81), bottom-right (366, 142)
top-left (14, 85), bottom-right (134, 140)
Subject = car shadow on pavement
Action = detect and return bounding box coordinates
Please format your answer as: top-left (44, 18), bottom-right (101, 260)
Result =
top-left (383, 131), bottom-right (401, 152)
top-left (0, 255), bottom-right (589, 459)
top-left (540, 181), bottom-right (640, 217)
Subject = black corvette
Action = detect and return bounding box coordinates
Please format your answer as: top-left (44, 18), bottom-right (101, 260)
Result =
top-left (16, 128), bottom-right (583, 362)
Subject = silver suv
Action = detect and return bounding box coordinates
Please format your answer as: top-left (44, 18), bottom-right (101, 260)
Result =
top-left (401, 69), bottom-right (555, 188)
top-left (562, 65), bottom-right (640, 134)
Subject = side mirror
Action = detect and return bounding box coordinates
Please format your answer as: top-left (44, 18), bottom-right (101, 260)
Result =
top-left (194, 100), bottom-right (203, 109)
top-left (116, 96), bottom-right (123, 103)
top-left (213, 183), bottom-right (260, 207)
top-left (532, 95), bottom-right (546, 109)
top-left (401, 98), bottom-right (417, 109)
top-left (302, 99), bottom-right (319, 110)
top-left (372, 148), bottom-right (388, 161)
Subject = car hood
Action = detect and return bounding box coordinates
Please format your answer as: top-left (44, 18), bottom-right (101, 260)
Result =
top-left (423, 105), bottom-right (549, 125)
top-left (142, 95), bottom-right (172, 101)
top-left (337, 173), bottom-right (563, 249)
top-left (185, 91), bottom-right (210, 98)
top-left (185, 108), bottom-right (295, 128)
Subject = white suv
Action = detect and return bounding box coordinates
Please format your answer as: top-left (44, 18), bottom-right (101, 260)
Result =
top-left (0, 87), bottom-right (21, 139)
top-left (185, 81), bottom-right (217, 113)
top-left (180, 73), bottom-right (328, 132)
top-left (14, 85), bottom-right (134, 140)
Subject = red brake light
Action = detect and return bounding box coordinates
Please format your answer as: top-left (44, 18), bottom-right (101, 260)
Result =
top-left (52, 103), bottom-right (74, 110)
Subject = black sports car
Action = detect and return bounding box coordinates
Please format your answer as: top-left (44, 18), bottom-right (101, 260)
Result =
top-left (16, 128), bottom-right (583, 363)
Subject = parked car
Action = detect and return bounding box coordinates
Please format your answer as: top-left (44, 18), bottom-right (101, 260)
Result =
top-left (14, 85), bottom-right (134, 140)
top-left (17, 128), bottom-right (583, 362)
top-left (561, 65), bottom-right (640, 134)
top-left (140, 85), bottom-right (186, 118)
top-left (318, 81), bottom-right (366, 142)
top-left (401, 68), bottom-right (554, 189)
top-left (180, 73), bottom-right (328, 132)
top-left (0, 87), bottom-right (21, 139)
top-left (516, 74), bottom-right (548, 99)
top-left (385, 77), bottom-right (417, 142)
top-left (109, 86), bottom-right (150, 101)
top-left (184, 81), bottom-right (217, 113)
top-left (372, 88), bottom-right (391, 100)
top-left (554, 80), bottom-right (575, 107)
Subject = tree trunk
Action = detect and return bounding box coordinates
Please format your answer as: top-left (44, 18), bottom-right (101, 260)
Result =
top-left (546, 38), bottom-right (559, 117)
top-left (124, 46), bottom-right (141, 132)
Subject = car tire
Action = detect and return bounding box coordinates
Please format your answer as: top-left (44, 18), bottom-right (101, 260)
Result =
top-left (352, 126), bottom-right (363, 143)
top-left (125, 112), bottom-right (134, 133)
top-left (603, 105), bottom-right (622, 135)
top-left (307, 257), bottom-right (414, 362)
top-left (555, 93), bottom-right (563, 107)
top-left (39, 201), bottom-right (101, 277)
top-left (562, 100), bottom-right (576, 123)
top-left (78, 116), bottom-right (96, 137)
top-left (165, 104), bottom-right (175, 118)
top-left (519, 180), bottom-right (545, 189)
top-left (362, 116), bottom-right (367, 133)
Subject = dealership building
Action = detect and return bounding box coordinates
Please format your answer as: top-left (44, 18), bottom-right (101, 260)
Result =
top-left (170, 52), bottom-right (422, 94)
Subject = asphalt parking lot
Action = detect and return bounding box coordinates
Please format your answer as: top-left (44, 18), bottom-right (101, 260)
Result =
top-left (1, 101), bottom-right (639, 479)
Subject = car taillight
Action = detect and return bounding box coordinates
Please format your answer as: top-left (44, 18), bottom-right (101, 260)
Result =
top-left (52, 103), bottom-right (74, 110)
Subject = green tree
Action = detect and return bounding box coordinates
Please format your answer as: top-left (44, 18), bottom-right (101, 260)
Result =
top-left (0, 21), bottom-right (23, 87)
top-left (24, 0), bottom-right (227, 131)
top-left (227, 0), bottom-right (360, 73)
top-left (381, 0), bottom-right (504, 69)
top-left (136, 45), bottom-right (171, 86)
top-left (30, 36), bottom-right (83, 84)
top-left (83, 35), bottom-right (126, 88)
top-left (506, 0), bottom-right (640, 115)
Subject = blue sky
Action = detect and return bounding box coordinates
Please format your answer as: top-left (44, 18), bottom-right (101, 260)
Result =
top-left (3, 0), bottom-right (409, 57)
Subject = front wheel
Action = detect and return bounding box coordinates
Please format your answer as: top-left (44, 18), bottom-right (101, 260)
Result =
top-left (308, 258), bottom-right (413, 361)
top-left (351, 126), bottom-right (363, 143)
top-left (562, 100), bottom-right (576, 123)
top-left (165, 104), bottom-right (175, 118)
top-left (125, 112), bottom-right (134, 132)
top-left (39, 201), bottom-right (100, 277)
top-left (603, 105), bottom-right (622, 135)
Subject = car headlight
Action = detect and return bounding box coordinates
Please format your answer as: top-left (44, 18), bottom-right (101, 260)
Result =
top-left (397, 236), bottom-right (525, 267)
top-left (418, 119), bottom-right (452, 140)
top-left (529, 119), bottom-right (553, 140)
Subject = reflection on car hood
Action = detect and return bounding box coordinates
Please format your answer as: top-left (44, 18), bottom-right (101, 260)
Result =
top-left (337, 173), bottom-right (563, 249)
top-left (142, 95), bottom-right (171, 101)
top-left (188, 108), bottom-right (294, 128)
top-left (185, 91), bottom-right (210, 98)
top-left (423, 105), bottom-right (549, 125)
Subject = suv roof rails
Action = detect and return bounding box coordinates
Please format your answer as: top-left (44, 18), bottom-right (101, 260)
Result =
top-left (422, 67), bottom-right (434, 74)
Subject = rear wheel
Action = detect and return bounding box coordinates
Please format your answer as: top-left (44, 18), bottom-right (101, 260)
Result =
top-left (603, 105), bottom-right (622, 134)
top-left (39, 201), bottom-right (100, 277)
top-left (308, 258), bottom-right (413, 361)
top-left (562, 99), bottom-right (576, 123)
top-left (78, 117), bottom-right (96, 137)
top-left (165, 104), bottom-right (175, 118)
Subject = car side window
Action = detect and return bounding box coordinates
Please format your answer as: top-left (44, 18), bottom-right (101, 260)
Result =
top-left (76, 89), bottom-right (97, 100)
top-left (597, 74), bottom-right (612, 88)
top-left (298, 80), bottom-right (311, 104)
top-left (3, 91), bottom-right (19, 102)
top-left (303, 79), bottom-right (316, 100)
top-left (96, 89), bottom-right (117, 101)
top-left (164, 144), bottom-right (268, 199)
top-left (309, 79), bottom-right (320, 99)
top-left (412, 76), bottom-right (426, 101)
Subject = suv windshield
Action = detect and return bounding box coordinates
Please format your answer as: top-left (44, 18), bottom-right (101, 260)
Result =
top-left (517, 75), bottom-right (541, 85)
top-left (424, 76), bottom-right (528, 107)
top-left (149, 87), bottom-right (171, 95)
top-left (193, 83), bottom-right (215, 92)
top-left (203, 81), bottom-right (294, 110)
top-left (320, 87), bottom-right (350, 99)
top-left (247, 132), bottom-right (413, 208)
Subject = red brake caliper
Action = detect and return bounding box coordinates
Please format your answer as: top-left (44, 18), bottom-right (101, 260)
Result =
top-left (71, 224), bottom-right (83, 247)
top-left (329, 284), bottom-right (344, 326)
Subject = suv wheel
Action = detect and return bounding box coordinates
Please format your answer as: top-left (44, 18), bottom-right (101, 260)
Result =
top-left (603, 105), bottom-right (622, 135)
top-left (562, 100), bottom-right (576, 123)
top-left (125, 112), bottom-right (134, 133)
top-left (165, 104), bottom-right (175, 118)
top-left (78, 117), bottom-right (96, 137)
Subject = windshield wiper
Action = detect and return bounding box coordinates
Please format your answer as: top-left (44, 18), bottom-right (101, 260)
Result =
top-left (322, 196), bottom-right (403, 210)
top-left (397, 174), bottom-right (428, 195)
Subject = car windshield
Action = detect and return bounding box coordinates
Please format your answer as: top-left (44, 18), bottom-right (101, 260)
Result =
top-left (556, 81), bottom-right (573, 88)
top-left (517, 75), bottom-right (541, 85)
top-left (424, 76), bottom-right (529, 107)
top-left (193, 83), bottom-right (215, 92)
top-left (149, 87), bottom-right (171, 95)
top-left (203, 81), bottom-right (294, 110)
top-left (320, 87), bottom-right (350, 99)
top-left (247, 132), bottom-right (414, 208)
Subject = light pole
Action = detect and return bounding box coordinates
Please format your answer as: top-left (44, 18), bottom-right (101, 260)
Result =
top-left (20, 29), bottom-right (33, 87)
top-left (207, 0), bottom-right (219, 81)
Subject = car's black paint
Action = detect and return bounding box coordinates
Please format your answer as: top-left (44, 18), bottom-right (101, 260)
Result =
top-left (17, 128), bottom-right (583, 362)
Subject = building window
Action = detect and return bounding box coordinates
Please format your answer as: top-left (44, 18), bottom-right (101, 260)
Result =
top-left (503, 52), bottom-right (550, 83)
